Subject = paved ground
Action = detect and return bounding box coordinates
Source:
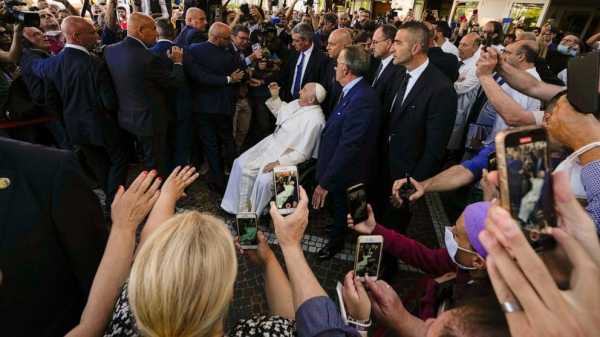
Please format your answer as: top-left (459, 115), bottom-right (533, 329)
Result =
top-left (173, 176), bottom-right (452, 327)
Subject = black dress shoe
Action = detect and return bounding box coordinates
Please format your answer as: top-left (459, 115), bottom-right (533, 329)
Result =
top-left (317, 241), bottom-right (344, 260)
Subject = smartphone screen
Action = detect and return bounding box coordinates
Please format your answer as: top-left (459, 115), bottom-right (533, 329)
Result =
top-left (273, 166), bottom-right (299, 214)
top-left (567, 52), bottom-right (599, 117)
top-left (354, 237), bottom-right (383, 279)
top-left (347, 184), bottom-right (368, 223)
top-left (499, 128), bottom-right (556, 250)
top-left (237, 213), bottom-right (258, 248)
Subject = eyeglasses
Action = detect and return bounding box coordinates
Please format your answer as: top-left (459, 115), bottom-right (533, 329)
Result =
top-left (370, 38), bottom-right (390, 46)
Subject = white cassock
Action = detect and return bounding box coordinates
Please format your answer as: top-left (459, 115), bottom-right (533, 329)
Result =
top-left (221, 97), bottom-right (325, 214)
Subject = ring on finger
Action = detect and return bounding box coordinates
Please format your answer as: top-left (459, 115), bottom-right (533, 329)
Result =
top-left (501, 301), bottom-right (523, 314)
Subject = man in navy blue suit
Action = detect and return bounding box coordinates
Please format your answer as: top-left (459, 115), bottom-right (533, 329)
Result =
top-left (21, 16), bottom-right (126, 204)
top-left (173, 7), bottom-right (207, 48)
top-left (313, 45), bottom-right (380, 259)
top-left (105, 12), bottom-right (186, 178)
top-left (184, 22), bottom-right (245, 192)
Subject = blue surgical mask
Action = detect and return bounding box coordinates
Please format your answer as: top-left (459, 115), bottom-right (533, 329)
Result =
top-left (444, 226), bottom-right (478, 270)
top-left (557, 43), bottom-right (577, 57)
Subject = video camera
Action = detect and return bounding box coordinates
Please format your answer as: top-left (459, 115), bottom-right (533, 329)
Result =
top-left (1, 1), bottom-right (40, 27)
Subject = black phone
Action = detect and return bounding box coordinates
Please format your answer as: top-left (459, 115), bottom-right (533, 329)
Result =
top-left (347, 183), bottom-right (368, 223)
top-left (240, 3), bottom-right (250, 17)
top-left (398, 173), bottom-right (416, 204)
top-left (495, 126), bottom-right (556, 251)
top-left (567, 52), bottom-right (600, 117)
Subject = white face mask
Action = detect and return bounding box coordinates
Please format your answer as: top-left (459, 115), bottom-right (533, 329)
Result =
top-left (553, 142), bottom-right (600, 200)
top-left (444, 226), bottom-right (478, 270)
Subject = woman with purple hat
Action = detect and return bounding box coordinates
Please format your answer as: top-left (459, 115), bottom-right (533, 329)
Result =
top-left (347, 201), bottom-right (492, 321)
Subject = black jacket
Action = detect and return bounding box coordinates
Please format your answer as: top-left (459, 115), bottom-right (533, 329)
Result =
top-left (279, 45), bottom-right (328, 102)
top-left (0, 138), bottom-right (107, 337)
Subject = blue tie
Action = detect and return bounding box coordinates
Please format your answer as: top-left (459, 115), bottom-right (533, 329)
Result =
top-left (292, 52), bottom-right (305, 98)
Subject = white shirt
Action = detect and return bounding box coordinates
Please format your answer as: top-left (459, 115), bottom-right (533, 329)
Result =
top-left (490, 67), bottom-right (542, 136)
top-left (403, 58), bottom-right (429, 103)
top-left (290, 44), bottom-right (314, 95)
top-left (64, 43), bottom-right (90, 55)
top-left (373, 54), bottom-right (393, 84)
top-left (441, 38), bottom-right (459, 58)
top-left (454, 49), bottom-right (480, 94)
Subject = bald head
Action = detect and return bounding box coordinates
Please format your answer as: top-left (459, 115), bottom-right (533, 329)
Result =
top-left (504, 40), bottom-right (538, 68)
top-left (458, 32), bottom-right (481, 61)
top-left (516, 32), bottom-right (537, 42)
top-left (61, 16), bottom-right (97, 50)
top-left (208, 22), bottom-right (231, 47)
top-left (128, 12), bottom-right (157, 46)
top-left (326, 28), bottom-right (352, 59)
top-left (185, 7), bottom-right (207, 32)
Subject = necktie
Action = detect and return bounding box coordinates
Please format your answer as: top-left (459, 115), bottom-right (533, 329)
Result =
top-left (390, 73), bottom-right (411, 116)
top-left (292, 52), bottom-right (306, 99)
top-left (372, 61), bottom-right (383, 86)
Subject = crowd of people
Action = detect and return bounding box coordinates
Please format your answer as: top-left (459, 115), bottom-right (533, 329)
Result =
top-left (1, 1), bottom-right (600, 337)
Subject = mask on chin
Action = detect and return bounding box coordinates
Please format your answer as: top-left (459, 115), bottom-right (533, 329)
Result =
top-left (444, 226), bottom-right (478, 270)
top-left (553, 142), bottom-right (600, 199)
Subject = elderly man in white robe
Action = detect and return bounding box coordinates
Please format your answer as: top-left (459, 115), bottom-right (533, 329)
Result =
top-left (221, 81), bottom-right (327, 214)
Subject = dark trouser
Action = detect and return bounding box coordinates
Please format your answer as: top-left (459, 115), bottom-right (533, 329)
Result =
top-left (328, 189), bottom-right (348, 245)
top-left (78, 142), bottom-right (128, 205)
top-left (197, 113), bottom-right (235, 188)
top-left (242, 96), bottom-right (275, 151)
top-left (137, 131), bottom-right (170, 178)
top-left (45, 121), bottom-right (72, 150)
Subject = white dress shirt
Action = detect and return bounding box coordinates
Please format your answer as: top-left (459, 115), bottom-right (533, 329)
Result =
top-left (290, 44), bottom-right (314, 96)
top-left (402, 58), bottom-right (429, 103)
top-left (454, 49), bottom-right (480, 94)
top-left (441, 38), bottom-right (460, 58)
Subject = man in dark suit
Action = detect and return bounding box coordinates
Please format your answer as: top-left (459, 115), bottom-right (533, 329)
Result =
top-left (173, 7), bottom-right (207, 48)
top-left (105, 12), bottom-right (185, 178)
top-left (369, 24), bottom-right (402, 111)
top-left (383, 21), bottom-right (457, 230)
top-left (0, 137), bottom-right (107, 337)
top-left (184, 22), bottom-right (245, 192)
top-left (321, 28), bottom-right (352, 118)
top-left (313, 45), bottom-right (380, 259)
top-left (279, 23), bottom-right (328, 102)
top-left (21, 16), bottom-right (126, 204)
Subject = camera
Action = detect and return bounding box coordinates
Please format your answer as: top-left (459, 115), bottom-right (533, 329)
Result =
top-left (1, 1), bottom-right (40, 27)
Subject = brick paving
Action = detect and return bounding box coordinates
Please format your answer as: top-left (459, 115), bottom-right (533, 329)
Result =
top-left (175, 177), bottom-right (452, 326)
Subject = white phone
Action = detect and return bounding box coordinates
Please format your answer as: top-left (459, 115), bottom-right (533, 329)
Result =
top-left (354, 235), bottom-right (384, 281)
top-left (272, 165), bottom-right (300, 215)
top-left (237, 212), bottom-right (258, 249)
top-left (336, 282), bottom-right (349, 324)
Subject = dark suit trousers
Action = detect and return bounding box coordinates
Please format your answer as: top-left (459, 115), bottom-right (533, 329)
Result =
top-left (78, 141), bottom-right (127, 204)
top-left (329, 190), bottom-right (348, 244)
top-left (138, 132), bottom-right (170, 178)
top-left (197, 113), bottom-right (235, 188)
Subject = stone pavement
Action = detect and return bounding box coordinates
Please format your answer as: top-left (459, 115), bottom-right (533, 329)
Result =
top-left (175, 178), bottom-right (452, 326)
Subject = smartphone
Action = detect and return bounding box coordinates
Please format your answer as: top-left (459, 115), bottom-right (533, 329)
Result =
top-left (347, 183), bottom-right (368, 223)
top-left (237, 212), bottom-right (258, 249)
top-left (252, 43), bottom-right (261, 51)
top-left (488, 151), bottom-right (497, 171)
top-left (273, 165), bottom-right (300, 215)
top-left (398, 173), bottom-right (416, 204)
top-left (495, 126), bottom-right (556, 251)
top-left (354, 235), bottom-right (383, 280)
top-left (567, 52), bottom-right (600, 117)
top-left (335, 282), bottom-right (349, 323)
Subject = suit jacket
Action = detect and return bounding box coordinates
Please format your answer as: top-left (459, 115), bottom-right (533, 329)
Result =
top-left (20, 48), bottom-right (50, 105)
top-left (279, 45), bottom-right (328, 102)
top-left (428, 47), bottom-right (459, 83)
top-left (149, 39), bottom-right (174, 66)
top-left (317, 79), bottom-right (381, 192)
top-left (0, 138), bottom-right (107, 337)
top-left (321, 59), bottom-right (342, 118)
top-left (173, 25), bottom-right (207, 48)
top-left (184, 41), bottom-right (238, 115)
top-left (22, 46), bottom-right (119, 147)
top-left (369, 58), bottom-right (403, 106)
top-left (383, 62), bottom-right (457, 181)
top-left (105, 37), bottom-right (185, 136)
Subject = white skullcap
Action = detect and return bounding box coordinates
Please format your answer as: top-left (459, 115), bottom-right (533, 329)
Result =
top-left (314, 83), bottom-right (327, 104)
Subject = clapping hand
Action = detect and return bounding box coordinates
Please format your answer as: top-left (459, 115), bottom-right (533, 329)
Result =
top-left (160, 165), bottom-right (199, 202)
top-left (268, 82), bottom-right (280, 98)
top-left (167, 46), bottom-right (183, 64)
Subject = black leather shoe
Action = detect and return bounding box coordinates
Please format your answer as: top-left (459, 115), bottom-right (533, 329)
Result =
top-left (317, 241), bottom-right (343, 260)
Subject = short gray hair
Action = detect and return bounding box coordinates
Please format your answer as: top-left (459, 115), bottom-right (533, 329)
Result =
top-left (292, 23), bottom-right (314, 41)
top-left (340, 45), bottom-right (370, 77)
